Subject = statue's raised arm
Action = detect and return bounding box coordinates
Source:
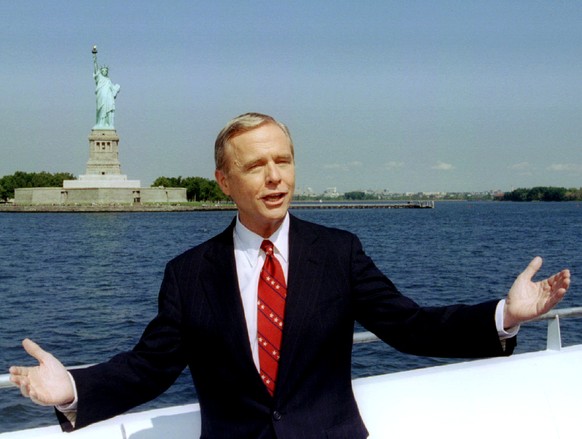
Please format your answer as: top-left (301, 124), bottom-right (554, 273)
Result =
top-left (91, 45), bottom-right (120, 130)
top-left (92, 45), bottom-right (99, 75)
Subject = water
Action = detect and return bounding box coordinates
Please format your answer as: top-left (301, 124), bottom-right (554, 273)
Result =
top-left (1, 202), bottom-right (581, 433)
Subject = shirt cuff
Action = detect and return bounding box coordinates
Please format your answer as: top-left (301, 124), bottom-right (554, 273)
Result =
top-left (496, 299), bottom-right (520, 340)
top-left (55, 372), bottom-right (78, 412)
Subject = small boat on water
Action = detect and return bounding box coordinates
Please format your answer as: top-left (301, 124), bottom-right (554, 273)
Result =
top-left (1, 307), bottom-right (581, 439)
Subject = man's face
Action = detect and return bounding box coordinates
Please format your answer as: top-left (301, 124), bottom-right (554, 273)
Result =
top-left (215, 123), bottom-right (295, 238)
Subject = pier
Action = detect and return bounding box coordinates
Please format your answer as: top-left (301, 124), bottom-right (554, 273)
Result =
top-left (0, 201), bottom-right (434, 213)
top-left (290, 201), bottom-right (434, 210)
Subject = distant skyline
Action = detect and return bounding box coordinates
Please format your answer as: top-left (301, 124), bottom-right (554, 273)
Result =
top-left (1, 1), bottom-right (581, 193)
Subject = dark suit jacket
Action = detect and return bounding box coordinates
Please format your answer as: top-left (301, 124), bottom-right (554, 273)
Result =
top-left (60, 214), bottom-right (514, 438)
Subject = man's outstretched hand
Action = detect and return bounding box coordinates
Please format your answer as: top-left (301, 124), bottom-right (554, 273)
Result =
top-left (9, 339), bottom-right (74, 407)
top-left (504, 256), bottom-right (571, 329)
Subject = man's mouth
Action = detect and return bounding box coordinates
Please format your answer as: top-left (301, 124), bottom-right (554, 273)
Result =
top-left (262, 192), bottom-right (286, 203)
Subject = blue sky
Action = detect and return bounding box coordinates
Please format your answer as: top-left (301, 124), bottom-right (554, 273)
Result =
top-left (1, 1), bottom-right (581, 193)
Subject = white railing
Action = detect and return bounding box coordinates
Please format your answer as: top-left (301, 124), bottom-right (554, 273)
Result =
top-left (2, 306), bottom-right (582, 391)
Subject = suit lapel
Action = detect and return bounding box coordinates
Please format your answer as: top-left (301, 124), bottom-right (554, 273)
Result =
top-left (199, 222), bottom-right (260, 383)
top-left (276, 216), bottom-right (324, 393)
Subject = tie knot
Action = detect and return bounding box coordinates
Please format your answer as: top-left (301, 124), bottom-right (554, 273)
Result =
top-left (261, 240), bottom-right (274, 256)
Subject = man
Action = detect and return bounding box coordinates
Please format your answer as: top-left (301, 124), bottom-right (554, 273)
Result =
top-left (10, 113), bottom-right (571, 438)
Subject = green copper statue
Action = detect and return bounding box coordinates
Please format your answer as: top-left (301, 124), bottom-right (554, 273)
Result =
top-left (92, 46), bottom-right (120, 129)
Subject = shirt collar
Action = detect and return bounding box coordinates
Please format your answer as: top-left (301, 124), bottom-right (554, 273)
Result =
top-left (234, 214), bottom-right (290, 266)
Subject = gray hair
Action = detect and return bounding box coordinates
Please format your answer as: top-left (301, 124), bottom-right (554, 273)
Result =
top-left (214, 112), bottom-right (294, 171)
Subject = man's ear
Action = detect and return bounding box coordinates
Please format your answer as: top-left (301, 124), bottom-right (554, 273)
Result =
top-left (215, 169), bottom-right (230, 196)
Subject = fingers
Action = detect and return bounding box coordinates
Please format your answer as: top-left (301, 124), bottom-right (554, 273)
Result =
top-left (19, 382), bottom-right (30, 398)
top-left (557, 269), bottom-right (571, 288)
top-left (8, 368), bottom-right (30, 395)
top-left (524, 257), bottom-right (571, 291)
top-left (14, 376), bottom-right (41, 404)
top-left (542, 268), bottom-right (570, 313)
top-left (544, 265), bottom-right (570, 290)
top-left (22, 338), bottom-right (50, 363)
top-left (9, 369), bottom-right (23, 389)
top-left (9, 365), bottom-right (28, 380)
top-left (551, 269), bottom-right (571, 295)
top-left (522, 256), bottom-right (543, 281)
top-left (9, 339), bottom-right (45, 387)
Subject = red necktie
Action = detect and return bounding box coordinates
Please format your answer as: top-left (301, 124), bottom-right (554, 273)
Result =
top-left (257, 240), bottom-right (287, 396)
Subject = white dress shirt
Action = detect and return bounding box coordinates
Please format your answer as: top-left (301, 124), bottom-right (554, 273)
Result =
top-left (233, 214), bottom-right (290, 372)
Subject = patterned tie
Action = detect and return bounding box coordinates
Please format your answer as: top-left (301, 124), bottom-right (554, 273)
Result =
top-left (257, 240), bottom-right (287, 396)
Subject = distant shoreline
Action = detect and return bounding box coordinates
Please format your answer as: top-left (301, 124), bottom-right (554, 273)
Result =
top-left (0, 201), bottom-right (434, 213)
top-left (0, 204), bottom-right (236, 213)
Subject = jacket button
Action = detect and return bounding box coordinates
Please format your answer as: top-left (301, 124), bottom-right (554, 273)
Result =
top-left (272, 411), bottom-right (282, 421)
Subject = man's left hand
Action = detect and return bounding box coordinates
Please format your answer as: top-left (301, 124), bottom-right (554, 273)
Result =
top-left (504, 256), bottom-right (571, 329)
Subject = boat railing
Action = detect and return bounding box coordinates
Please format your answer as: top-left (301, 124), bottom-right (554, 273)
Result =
top-left (2, 306), bottom-right (582, 391)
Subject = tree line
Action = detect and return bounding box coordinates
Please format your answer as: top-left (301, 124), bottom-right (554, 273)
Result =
top-left (0, 172), bottom-right (227, 203)
top-left (500, 187), bottom-right (582, 202)
top-left (343, 191), bottom-right (374, 200)
top-left (2, 172), bottom-right (580, 203)
top-left (151, 176), bottom-right (228, 202)
top-left (0, 171), bottom-right (76, 202)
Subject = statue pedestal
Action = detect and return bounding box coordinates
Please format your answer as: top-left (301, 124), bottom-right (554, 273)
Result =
top-left (63, 174), bottom-right (141, 189)
top-left (63, 128), bottom-right (141, 189)
top-left (86, 129), bottom-right (122, 175)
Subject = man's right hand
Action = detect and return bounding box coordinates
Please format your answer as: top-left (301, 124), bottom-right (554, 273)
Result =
top-left (9, 339), bottom-right (74, 406)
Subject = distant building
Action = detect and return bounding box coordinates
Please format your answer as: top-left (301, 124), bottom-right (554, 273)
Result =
top-left (323, 187), bottom-right (341, 198)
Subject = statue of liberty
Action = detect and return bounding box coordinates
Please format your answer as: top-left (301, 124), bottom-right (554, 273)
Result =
top-left (92, 46), bottom-right (120, 129)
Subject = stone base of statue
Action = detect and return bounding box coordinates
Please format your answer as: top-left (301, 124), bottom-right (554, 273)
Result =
top-left (63, 129), bottom-right (141, 189)
top-left (14, 186), bottom-right (187, 206)
top-left (63, 174), bottom-right (141, 189)
top-left (15, 128), bottom-right (187, 206)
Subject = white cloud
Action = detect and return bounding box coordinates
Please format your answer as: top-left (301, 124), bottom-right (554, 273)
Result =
top-left (431, 161), bottom-right (455, 171)
top-left (383, 161), bottom-right (404, 170)
top-left (323, 161), bottom-right (363, 172)
top-left (547, 163), bottom-right (582, 173)
top-left (508, 162), bottom-right (535, 175)
top-left (323, 163), bottom-right (346, 170)
top-left (509, 161), bottom-right (534, 171)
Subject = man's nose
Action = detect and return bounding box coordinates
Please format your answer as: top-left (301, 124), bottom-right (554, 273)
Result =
top-left (266, 162), bottom-right (282, 184)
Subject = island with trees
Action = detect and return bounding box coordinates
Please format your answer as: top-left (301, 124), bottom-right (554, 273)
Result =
top-left (1, 172), bottom-right (581, 206)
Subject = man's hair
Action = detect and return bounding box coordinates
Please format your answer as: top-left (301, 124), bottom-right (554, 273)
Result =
top-left (214, 112), bottom-right (294, 171)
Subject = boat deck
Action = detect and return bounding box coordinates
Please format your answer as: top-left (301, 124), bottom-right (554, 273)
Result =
top-left (2, 343), bottom-right (581, 438)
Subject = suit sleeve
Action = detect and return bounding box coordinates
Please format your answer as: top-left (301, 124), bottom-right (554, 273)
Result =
top-left (350, 234), bottom-right (515, 358)
top-left (64, 261), bottom-right (188, 430)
